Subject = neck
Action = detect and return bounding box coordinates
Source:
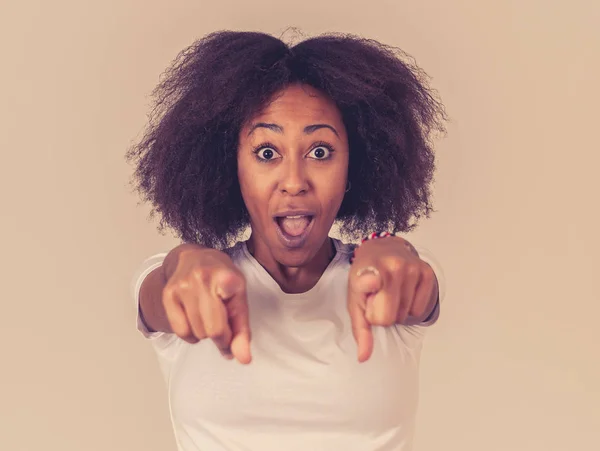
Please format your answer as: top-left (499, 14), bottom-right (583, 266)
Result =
top-left (247, 236), bottom-right (336, 294)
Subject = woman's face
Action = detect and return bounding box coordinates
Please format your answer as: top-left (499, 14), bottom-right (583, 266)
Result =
top-left (237, 84), bottom-right (349, 267)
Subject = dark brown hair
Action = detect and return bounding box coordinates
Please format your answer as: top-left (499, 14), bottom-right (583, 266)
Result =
top-left (127, 31), bottom-right (447, 248)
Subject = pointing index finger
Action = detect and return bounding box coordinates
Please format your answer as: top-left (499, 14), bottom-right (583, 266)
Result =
top-left (348, 298), bottom-right (374, 363)
top-left (228, 292), bottom-right (252, 364)
top-left (348, 269), bottom-right (377, 363)
top-left (214, 270), bottom-right (252, 364)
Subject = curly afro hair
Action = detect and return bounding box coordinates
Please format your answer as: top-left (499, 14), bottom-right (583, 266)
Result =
top-left (127, 30), bottom-right (447, 249)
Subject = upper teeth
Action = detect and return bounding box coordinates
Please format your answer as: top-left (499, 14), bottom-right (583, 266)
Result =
top-left (286, 215), bottom-right (304, 219)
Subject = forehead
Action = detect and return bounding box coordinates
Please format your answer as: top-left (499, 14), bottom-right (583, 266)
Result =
top-left (250, 84), bottom-right (343, 125)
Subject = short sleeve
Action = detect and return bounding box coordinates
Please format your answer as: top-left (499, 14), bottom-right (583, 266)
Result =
top-left (131, 253), bottom-right (187, 384)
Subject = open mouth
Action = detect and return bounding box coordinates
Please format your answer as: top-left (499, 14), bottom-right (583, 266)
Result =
top-left (274, 214), bottom-right (315, 248)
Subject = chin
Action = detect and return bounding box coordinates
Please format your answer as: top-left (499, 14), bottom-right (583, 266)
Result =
top-left (271, 244), bottom-right (315, 268)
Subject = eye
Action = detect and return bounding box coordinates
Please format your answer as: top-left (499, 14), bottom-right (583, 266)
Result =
top-left (253, 145), bottom-right (281, 162)
top-left (308, 145), bottom-right (333, 160)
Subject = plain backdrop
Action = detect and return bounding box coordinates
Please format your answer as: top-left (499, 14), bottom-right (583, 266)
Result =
top-left (1, 1), bottom-right (598, 450)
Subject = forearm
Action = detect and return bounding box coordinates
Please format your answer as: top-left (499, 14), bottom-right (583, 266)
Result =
top-left (139, 243), bottom-right (205, 333)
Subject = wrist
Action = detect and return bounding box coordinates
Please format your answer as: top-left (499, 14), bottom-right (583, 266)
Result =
top-left (351, 232), bottom-right (417, 263)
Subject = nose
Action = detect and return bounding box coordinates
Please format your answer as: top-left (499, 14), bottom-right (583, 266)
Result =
top-left (279, 158), bottom-right (309, 196)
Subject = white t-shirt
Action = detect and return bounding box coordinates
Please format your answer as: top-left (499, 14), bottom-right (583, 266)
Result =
top-left (132, 238), bottom-right (445, 451)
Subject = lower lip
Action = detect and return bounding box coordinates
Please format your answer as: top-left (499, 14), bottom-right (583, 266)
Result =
top-left (274, 217), bottom-right (315, 249)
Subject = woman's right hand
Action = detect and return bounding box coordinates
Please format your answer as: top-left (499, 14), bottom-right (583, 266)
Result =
top-left (162, 247), bottom-right (251, 364)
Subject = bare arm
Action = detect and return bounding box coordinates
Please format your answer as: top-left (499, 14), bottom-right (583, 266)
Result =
top-left (136, 242), bottom-right (251, 362)
top-left (138, 243), bottom-right (205, 334)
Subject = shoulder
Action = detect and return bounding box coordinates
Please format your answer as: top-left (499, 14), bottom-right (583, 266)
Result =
top-left (221, 240), bottom-right (249, 264)
top-left (332, 238), bottom-right (356, 261)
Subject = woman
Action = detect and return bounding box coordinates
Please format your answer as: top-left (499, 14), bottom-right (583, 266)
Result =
top-left (128, 30), bottom-right (447, 451)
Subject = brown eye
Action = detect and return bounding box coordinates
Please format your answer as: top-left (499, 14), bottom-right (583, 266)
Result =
top-left (308, 145), bottom-right (332, 160)
top-left (254, 146), bottom-right (281, 161)
top-left (261, 148), bottom-right (274, 160)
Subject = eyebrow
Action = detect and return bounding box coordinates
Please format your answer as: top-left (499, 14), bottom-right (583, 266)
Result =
top-left (247, 122), bottom-right (339, 137)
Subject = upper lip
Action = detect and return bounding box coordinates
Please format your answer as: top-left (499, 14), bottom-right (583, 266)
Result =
top-left (273, 210), bottom-right (316, 219)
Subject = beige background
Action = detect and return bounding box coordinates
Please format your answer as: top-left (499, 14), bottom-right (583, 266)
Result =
top-left (1, 0), bottom-right (598, 450)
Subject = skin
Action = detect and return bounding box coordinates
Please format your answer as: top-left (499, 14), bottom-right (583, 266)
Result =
top-left (237, 83), bottom-right (350, 294)
top-left (140, 83), bottom-right (439, 365)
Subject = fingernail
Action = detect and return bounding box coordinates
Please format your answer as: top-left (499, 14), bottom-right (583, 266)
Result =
top-left (356, 266), bottom-right (380, 278)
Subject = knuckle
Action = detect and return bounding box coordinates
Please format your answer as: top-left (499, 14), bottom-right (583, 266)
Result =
top-left (189, 323), bottom-right (207, 340)
top-left (163, 279), bottom-right (190, 300)
top-left (382, 256), bottom-right (405, 274)
top-left (176, 278), bottom-right (192, 291)
top-left (205, 324), bottom-right (226, 339)
top-left (225, 268), bottom-right (246, 286)
top-left (171, 321), bottom-right (189, 338)
top-left (405, 263), bottom-right (420, 278)
top-left (161, 284), bottom-right (171, 299)
top-left (421, 264), bottom-right (435, 283)
top-left (193, 332), bottom-right (207, 342)
top-left (225, 273), bottom-right (246, 296)
top-left (162, 284), bottom-right (176, 303)
top-left (190, 266), bottom-right (211, 285)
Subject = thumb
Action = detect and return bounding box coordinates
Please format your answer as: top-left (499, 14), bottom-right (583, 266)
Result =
top-left (352, 266), bottom-right (383, 300)
top-left (215, 270), bottom-right (252, 364)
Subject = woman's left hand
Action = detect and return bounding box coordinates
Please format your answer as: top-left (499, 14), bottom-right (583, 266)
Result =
top-left (347, 236), bottom-right (439, 363)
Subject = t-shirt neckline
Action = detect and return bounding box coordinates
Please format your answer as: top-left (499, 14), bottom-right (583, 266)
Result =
top-left (240, 238), bottom-right (346, 300)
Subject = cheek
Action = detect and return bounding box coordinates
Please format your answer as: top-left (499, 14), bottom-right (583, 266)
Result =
top-left (317, 165), bottom-right (348, 215)
top-left (237, 165), bottom-right (272, 216)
